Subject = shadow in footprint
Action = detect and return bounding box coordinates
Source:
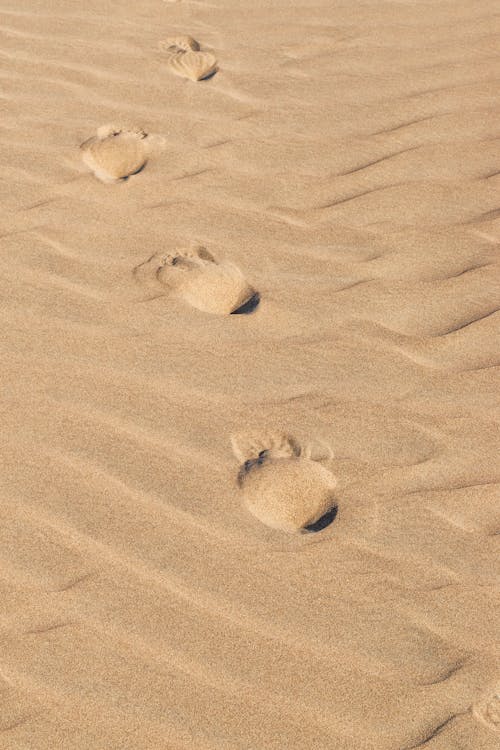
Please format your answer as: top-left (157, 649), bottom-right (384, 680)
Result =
top-left (231, 431), bottom-right (338, 534)
top-left (303, 504), bottom-right (338, 533)
top-left (134, 245), bottom-right (259, 315)
top-left (231, 292), bottom-right (260, 315)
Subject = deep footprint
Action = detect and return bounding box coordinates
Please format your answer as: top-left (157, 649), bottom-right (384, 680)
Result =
top-left (231, 431), bottom-right (338, 533)
top-left (80, 125), bottom-right (153, 183)
top-left (133, 246), bottom-right (259, 315)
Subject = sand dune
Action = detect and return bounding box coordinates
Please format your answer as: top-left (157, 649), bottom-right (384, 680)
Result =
top-left (1, 0), bottom-right (499, 748)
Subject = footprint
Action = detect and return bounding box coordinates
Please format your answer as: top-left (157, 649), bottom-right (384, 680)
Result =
top-left (80, 125), bottom-right (153, 183)
top-left (473, 683), bottom-right (500, 734)
top-left (133, 245), bottom-right (259, 315)
top-left (159, 36), bottom-right (218, 81)
top-left (231, 431), bottom-right (338, 534)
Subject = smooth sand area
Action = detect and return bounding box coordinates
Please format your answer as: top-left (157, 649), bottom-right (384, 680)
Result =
top-left (1, 1), bottom-right (499, 748)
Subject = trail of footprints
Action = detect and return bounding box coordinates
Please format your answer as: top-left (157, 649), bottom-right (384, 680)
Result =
top-left (74, 30), bottom-right (498, 558)
top-left (79, 36), bottom-right (329, 541)
top-left (25, 21), bottom-right (498, 738)
top-left (80, 34), bottom-right (216, 182)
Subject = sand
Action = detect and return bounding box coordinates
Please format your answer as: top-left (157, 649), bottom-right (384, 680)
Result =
top-left (1, 0), bottom-right (499, 748)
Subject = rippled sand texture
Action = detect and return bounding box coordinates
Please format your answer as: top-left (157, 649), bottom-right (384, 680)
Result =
top-left (1, 1), bottom-right (499, 748)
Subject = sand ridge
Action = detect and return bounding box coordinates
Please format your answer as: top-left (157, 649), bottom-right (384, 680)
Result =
top-left (0, 0), bottom-right (499, 748)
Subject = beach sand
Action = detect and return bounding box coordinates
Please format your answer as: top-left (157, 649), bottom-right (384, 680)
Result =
top-left (1, 1), bottom-right (499, 747)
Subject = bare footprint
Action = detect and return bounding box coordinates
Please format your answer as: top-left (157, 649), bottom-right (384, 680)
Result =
top-left (80, 125), bottom-right (156, 183)
top-left (473, 683), bottom-right (500, 734)
top-left (159, 36), bottom-right (218, 81)
top-left (133, 245), bottom-right (259, 315)
top-left (231, 431), bottom-right (338, 534)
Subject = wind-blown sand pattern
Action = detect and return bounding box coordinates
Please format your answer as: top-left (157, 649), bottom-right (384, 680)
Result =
top-left (1, 1), bottom-right (499, 749)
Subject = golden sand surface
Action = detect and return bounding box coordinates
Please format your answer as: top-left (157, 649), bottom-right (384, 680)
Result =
top-left (1, 1), bottom-right (499, 748)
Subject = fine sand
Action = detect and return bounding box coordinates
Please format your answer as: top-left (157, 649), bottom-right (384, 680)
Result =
top-left (1, 1), bottom-right (499, 748)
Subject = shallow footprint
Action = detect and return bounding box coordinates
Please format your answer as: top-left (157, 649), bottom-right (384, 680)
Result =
top-left (133, 245), bottom-right (259, 315)
top-left (231, 431), bottom-right (338, 534)
top-left (80, 125), bottom-right (153, 183)
top-left (473, 683), bottom-right (500, 734)
top-left (159, 36), bottom-right (200, 53)
top-left (159, 36), bottom-right (218, 81)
